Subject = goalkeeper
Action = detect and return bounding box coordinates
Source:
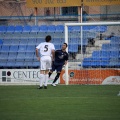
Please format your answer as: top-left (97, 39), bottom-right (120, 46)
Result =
top-left (48, 43), bottom-right (68, 86)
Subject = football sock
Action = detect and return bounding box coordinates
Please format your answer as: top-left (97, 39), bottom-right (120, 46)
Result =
top-left (44, 74), bottom-right (49, 86)
top-left (40, 74), bottom-right (45, 87)
top-left (48, 72), bottom-right (52, 77)
top-left (53, 73), bottom-right (60, 83)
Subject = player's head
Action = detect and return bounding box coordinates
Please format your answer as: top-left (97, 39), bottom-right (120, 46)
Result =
top-left (45, 35), bottom-right (51, 42)
top-left (62, 43), bottom-right (67, 51)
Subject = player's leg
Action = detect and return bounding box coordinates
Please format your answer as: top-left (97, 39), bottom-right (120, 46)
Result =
top-left (38, 57), bottom-right (46, 89)
top-left (48, 61), bottom-right (55, 78)
top-left (51, 65), bottom-right (62, 86)
top-left (44, 56), bottom-right (52, 89)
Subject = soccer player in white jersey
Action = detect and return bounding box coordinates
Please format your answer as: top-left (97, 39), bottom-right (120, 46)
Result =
top-left (36, 35), bottom-right (55, 89)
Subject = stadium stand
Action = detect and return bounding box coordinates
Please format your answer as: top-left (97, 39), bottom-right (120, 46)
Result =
top-left (0, 25), bottom-right (120, 69)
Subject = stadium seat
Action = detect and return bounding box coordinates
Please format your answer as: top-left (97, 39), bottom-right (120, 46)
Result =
top-left (27, 38), bottom-right (36, 45)
top-left (18, 45), bottom-right (27, 52)
top-left (110, 43), bottom-right (120, 51)
top-left (8, 52), bottom-right (17, 61)
top-left (24, 61), bottom-right (33, 68)
top-left (53, 38), bottom-right (62, 45)
top-left (14, 25), bottom-right (23, 33)
top-left (3, 39), bottom-right (12, 45)
top-left (69, 38), bottom-right (79, 44)
top-left (55, 44), bottom-right (61, 50)
top-left (19, 39), bottom-right (28, 45)
top-left (9, 45), bottom-right (19, 52)
top-left (110, 51), bottom-right (119, 58)
top-left (32, 61), bottom-right (40, 68)
top-left (11, 39), bottom-right (20, 45)
top-left (31, 25), bottom-right (39, 32)
top-left (15, 61), bottom-right (25, 68)
top-left (101, 51), bottom-right (110, 59)
top-left (101, 44), bottom-right (111, 51)
top-left (6, 25), bottom-right (15, 33)
top-left (55, 25), bottom-right (64, 32)
top-left (0, 25), bottom-right (6, 32)
top-left (47, 25), bottom-right (56, 32)
top-left (36, 38), bottom-right (45, 45)
top-left (1, 45), bottom-right (10, 52)
top-left (22, 25), bottom-right (31, 32)
top-left (92, 51), bottom-right (101, 58)
top-left (68, 44), bottom-right (78, 53)
top-left (82, 57), bottom-right (92, 68)
top-left (16, 52), bottom-right (25, 61)
top-left (109, 58), bottom-right (119, 68)
top-left (25, 52), bottom-right (34, 61)
top-left (6, 61), bottom-right (16, 68)
top-left (39, 25), bottom-right (48, 32)
top-left (0, 61), bottom-right (7, 67)
top-left (26, 45), bottom-right (35, 52)
top-left (0, 53), bottom-right (8, 61)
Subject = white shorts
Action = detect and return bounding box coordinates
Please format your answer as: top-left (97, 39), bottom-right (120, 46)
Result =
top-left (40, 56), bottom-right (52, 70)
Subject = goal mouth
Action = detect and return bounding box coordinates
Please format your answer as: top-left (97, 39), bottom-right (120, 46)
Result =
top-left (64, 21), bottom-right (120, 85)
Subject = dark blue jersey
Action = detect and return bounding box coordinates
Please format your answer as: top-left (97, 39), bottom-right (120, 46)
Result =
top-left (54, 50), bottom-right (68, 66)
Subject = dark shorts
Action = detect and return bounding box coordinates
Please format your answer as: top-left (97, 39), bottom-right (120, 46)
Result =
top-left (51, 63), bottom-right (63, 72)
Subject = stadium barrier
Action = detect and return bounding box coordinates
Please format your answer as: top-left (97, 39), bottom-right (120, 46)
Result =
top-left (60, 69), bottom-right (120, 85)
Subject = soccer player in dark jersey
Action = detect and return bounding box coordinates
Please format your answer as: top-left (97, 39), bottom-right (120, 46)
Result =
top-left (48, 43), bottom-right (69, 86)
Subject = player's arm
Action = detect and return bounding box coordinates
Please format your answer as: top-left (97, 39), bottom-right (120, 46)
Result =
top-left (36, 48), bottom-right (40, 61)
top-left (51, 49), bottom-right (55, 61)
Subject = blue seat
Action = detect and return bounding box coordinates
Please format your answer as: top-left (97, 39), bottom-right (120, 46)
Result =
top-left (36, 38), bottom-right (45, 45)
top-left (0, 61), bottom-right (7, 67)
top-left (6, 61), bottom-right (16, 67)
top-left (110, 51), bottom-right (119, 58)
top-left (25, 52), bottom-right (34, 61)
top-left (69, 38), bottom-right (79, 44)
top-left (1, 45), bottom-right (9, 52)
top-left (15, 61), bottom-right (25, 67)
top-left (26, 45), bottom-right (35, 52)
top-left (28, 38), bottom-right (36, 45)
top-left (8, 52), bottom-right (17, 61)
top-left (9, 45), bottom-right (18, 52)
top-left (92, 51), bottom-right (101, 58)
top-left (3, 39), bottom-right (12, 45)
top-left (11, 39), bottom-right (20, 45)
top-left (6, 26), bottom-right (15, 33)
top-left (109, 58), bottom-right (119, 68)
top-left (18, 45), bottom-right (27, 52)
top-left (55, 25), bottom-right (64, 32)
top-left (91, 61), bottom-right (101, 68)
top-left (55, 44), bottom-right (61, 50)
top-left (19, 39), bottom-right (28, 45)
top-left (68, 44), bottom-right (78, 53)
top-left (53, 38), bottom-right (62, 44)
top-left (31, 25), bottom-right (39, 32)
top-left (82, 57), bottom-right (92, 68)
top-left (14, 25), bottom-right (23, 33)
top-left (0, 25), bottom-right (7, 33)
top-left (102, 44), bottom-right (111, 51)
top-left (39, 25), bottom-right (48, 32)
top-left (16, 52), bottom-right (25, 61)
top-left (47, 25), bottom-right (56, 32)
top-left (110, 44), bottom-right (119, 51)
top-left (24, 61), bottom-right (33, 67)
top-left (32, 61), bottom-right (40, 67)
top-left (0, 53), bottom-right (8, 61)
top-left (22, 25), bottom-right (31, 32)
top-left (101, 51), bottom-right (110, 58)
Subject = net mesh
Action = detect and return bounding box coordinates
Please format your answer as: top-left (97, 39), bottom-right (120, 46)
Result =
top-left (64, 22), bottom-right (120, 85)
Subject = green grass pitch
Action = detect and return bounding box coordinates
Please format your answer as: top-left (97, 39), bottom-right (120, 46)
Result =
top-left (0, 85), bottom-right (120, 120)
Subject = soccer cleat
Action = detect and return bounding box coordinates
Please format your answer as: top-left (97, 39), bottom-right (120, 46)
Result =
top-left (44, 86), bottom-right (47, 89)
top-left (51, 83), bottom-right (56, 87)
top-left (38, 86), bottom-right (43, 89)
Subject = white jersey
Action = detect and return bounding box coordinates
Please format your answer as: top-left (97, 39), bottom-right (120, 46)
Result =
top-left (36, 42), bottom-right (55, 56)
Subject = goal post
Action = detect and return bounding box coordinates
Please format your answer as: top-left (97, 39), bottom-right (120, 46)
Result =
top-left (64, 21), bottom-right (120, 85)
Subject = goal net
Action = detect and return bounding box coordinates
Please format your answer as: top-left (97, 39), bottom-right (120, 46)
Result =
top-left (61, 22), bottom-right (120, 85)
